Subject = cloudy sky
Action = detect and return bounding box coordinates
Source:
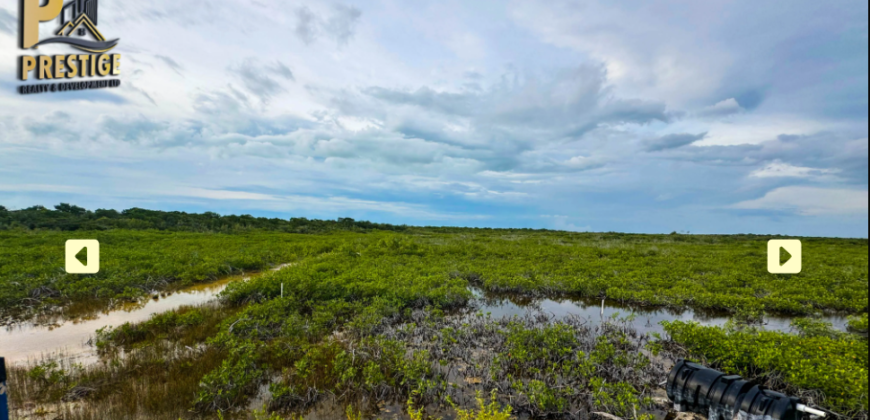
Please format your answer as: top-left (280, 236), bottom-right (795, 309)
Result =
top-left (0, 0), bottom-right (867, 237)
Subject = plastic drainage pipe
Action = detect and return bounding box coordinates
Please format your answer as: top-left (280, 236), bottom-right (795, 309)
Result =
top-left (1, 357), bottom-right (8, 420)
top-left (666, 359), bottom-right (825, 420)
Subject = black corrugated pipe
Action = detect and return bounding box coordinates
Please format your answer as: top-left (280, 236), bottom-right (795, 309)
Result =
top-left (666, 360), bottom-right (827, 420)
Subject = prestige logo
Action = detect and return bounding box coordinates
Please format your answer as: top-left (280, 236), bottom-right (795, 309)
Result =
top-left (17, 0), bottom-right (123, 94)
top-left (22, 0), bottom-right (119, 52)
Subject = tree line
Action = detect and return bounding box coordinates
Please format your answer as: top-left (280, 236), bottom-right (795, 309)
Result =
top-left (0, 203), bottom-right (557, 234)
top-left (0, 203), bottom-right (412, 234)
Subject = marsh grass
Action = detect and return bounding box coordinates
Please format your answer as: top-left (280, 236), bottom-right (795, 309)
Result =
top-left (4, 230), bottom-right (868, 324)
top-left (663, 320), bottom-right (868, 419)
top-left (95, 302), bottom-right (236, 351)
top-left (4, 230), bottom-right (868, 419)
top-left (0, 230), bottom-right (343, 322)
top-left (8, 304), bottom-right (867, 419)
top-left (8, 341), bottom-right (228, 420)
top-left (8, 303), bottom-right (241, 420)
top-left (373, 309), bottom-right (666, 419)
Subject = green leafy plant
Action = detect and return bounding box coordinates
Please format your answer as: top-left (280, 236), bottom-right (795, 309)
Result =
top-left (449, 389), bottom-right (514, 420)
top-left (663, 320), bottom-right (868, 416)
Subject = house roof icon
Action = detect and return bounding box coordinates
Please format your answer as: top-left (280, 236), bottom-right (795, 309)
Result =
top-left (58, 0), bottom-right (104, 40)
top-left (56, 13), bottom-right (106, 42)
top-left (31, 0), bottom-right (118, 52)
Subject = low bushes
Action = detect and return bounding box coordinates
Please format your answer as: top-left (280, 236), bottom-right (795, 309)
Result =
top-left (662, 320), bottom-right (868, 418)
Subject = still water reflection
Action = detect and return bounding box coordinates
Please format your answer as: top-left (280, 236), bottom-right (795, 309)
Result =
top-left (470, 288), bottom-right (850, 336)
top-left (0, 274), bottom-right (245, 364)
top-left (0, 275), bottom-right (849, 366)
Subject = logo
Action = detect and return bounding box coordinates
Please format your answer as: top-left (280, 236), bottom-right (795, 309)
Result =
top-left (767, 239), bottom-right (801, 274)
top-left (22, 0), bottom-right (119, 53)
top-left (65, 239), bottom-right (100, 274)
top-left (16, 0), bottom-right (124, 92)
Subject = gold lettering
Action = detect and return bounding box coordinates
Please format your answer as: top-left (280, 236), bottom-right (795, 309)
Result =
top-left (21, 0), bottom-right (64, 49)
top-left (112, 54), bottom-right (121, 76)
top-left (66, 55), bottom-right (79, 78)
top-left (54, 55), bottom-right (66, 79)
top-left (38, 56), bottom-right (53, 80)
top-left (98, 54), bottom-right (111, 76)
top-left (90, 54), bottom-right (97, 77)
top-left (78, 55), bottom-right (91, 77)
top-left (21, 56), bottom-right (36, 81)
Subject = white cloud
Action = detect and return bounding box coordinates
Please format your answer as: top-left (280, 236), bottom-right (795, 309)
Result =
top-left (0, 184), bottom-right (87, 193)
top-left (644, 132), bottom-right (706, 152)
top-left (166, 188), bottom-right (279, 201)
top-left (0, 0), bottom-right (866, 236)
top-left (545, 214), bottom-right (592, 232)
top-left (507, 0), bottom-right (732, 106)
top-left (240, 194), bottom-right (490, 221)
top-left (749, 160), bottom-right (840, 180)
top-left (732, 186), bottom-right (868, 216)
top-left (698, 98), bottom-right (744, 118)
top-left (564, 155), bottom-right (603, 170)
top-left (695, 115), bottom-right (837, 146)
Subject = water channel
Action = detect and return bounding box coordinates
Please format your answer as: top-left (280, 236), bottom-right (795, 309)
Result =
top-left (1, 271), bottom-right (850, 366)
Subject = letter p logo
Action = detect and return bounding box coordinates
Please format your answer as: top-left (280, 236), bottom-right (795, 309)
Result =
top-left (21, 0), bottom-right (64, 49)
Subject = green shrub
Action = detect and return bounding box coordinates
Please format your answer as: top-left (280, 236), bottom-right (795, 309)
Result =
top-left (449, 389), bottom-right (514, 420)
top-left (663, 321), bottom-right (868, 416)
top-left (847, 313), bottom-right (868, 334)
top-left (195, 341), bottom-right (264, 411)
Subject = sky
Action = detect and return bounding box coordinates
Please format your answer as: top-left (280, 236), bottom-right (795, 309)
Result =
top-left (0, 0), bottom-right (867, 237)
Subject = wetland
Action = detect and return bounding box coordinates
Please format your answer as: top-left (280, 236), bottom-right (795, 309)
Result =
top-left (0, 206), bottom-right (867, 420)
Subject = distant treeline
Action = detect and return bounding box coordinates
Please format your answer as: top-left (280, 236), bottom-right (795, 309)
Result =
top-left (0, 203), bottom-right (415, 233)
top-left (4, 203), bottom-right (853, 239)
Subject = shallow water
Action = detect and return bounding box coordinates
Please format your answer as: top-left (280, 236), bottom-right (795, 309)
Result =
top-left (1, 270), bottom-right (849, 366)
top-left (0, 265), bottom-right (294, 365)
top-left (471, 288), bottom-right (850, 336)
